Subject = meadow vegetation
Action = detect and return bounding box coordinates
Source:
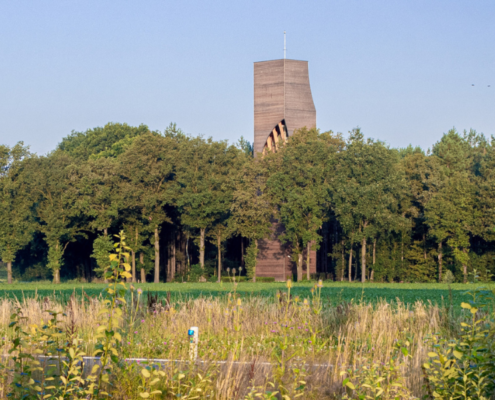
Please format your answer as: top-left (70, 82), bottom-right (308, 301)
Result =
top-left (0, 234), bottom-right (494, 399)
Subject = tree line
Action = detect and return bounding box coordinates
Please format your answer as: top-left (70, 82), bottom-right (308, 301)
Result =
top-left (0, 122), bottom-right (493, 284)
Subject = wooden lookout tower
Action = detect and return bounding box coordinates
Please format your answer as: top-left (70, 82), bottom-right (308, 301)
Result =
top-left (253, 58), bottom-right (317, 280)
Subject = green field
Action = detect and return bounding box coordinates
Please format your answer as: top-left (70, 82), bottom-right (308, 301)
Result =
top-left (0, 281), bottom-right (493, 307)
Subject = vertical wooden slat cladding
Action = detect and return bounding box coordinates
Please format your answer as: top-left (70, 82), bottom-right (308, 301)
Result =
top-left (254, 59), bottom-right (316, 156)
top-left (253, 58), bottom-right (317, 281)
top-left (254, 60), bottom-right (285, 155)
top-left (257, 235), bottom-right (317, 281)
top-left (283, 60), bottom-right (316, 137)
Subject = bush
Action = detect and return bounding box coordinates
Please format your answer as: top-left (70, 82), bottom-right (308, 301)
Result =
top-left (422, 289), bottom-right (495, 398)
top-left (220, 276), bottom-right (247, 283)
top-left (188, 264), bottom-right (204, 282)
top-left (91, 235), bottom-right (114, 277)
top-left (245, 241), bottom-right (258, 279)
top-left (256, 277), bottom-right (275, 282)
top-left (442, 269), bottom-right (455, 284)
top-left (299, 275), bottom-right (316, 282)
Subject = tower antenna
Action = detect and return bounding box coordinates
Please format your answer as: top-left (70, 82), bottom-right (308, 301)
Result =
top-left (284, 31), bottom-right (286, 59)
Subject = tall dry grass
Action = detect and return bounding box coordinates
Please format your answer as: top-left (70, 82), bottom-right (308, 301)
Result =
top-left (0, 294), bottom-right (450, 399)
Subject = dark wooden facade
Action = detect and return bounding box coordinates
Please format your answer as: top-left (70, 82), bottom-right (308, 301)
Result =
top-left (253, 59), bottom-right (317, 281)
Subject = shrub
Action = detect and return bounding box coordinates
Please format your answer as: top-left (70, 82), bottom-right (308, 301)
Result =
top-left (188, 263), bottom-right (204, 282)
top-left (441, 269), bottom-right (455, 284)
top-left (220, 276), bottom-right (247, 283)
top-left (422, 289), bottom-right (495, 399)
top-left (91, 234), bottom-right (114, 277)
top-left (245, 241), bottom-right (258, 279)
top-left (256, 277), bottom-right (275, 282)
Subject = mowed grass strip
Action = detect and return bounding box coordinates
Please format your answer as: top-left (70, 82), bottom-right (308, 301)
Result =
top-left (0, 281), bottom-right (493, 307)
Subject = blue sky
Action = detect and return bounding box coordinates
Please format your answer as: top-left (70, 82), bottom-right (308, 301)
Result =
top-left (0, 0), bottom-right (493, 154)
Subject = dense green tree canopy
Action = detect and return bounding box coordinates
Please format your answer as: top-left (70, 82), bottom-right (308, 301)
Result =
top-left (1, 122), bottom-right (494, 285)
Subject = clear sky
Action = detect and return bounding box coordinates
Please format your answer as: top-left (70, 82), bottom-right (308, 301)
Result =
top-left (0, 0), bottom-right (493, 155)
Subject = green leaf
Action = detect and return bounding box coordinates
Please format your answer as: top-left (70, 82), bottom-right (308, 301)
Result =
top-left (345, 381), bottom-right (355, 390)
top-left (141, 369), bottom-right (151, 378)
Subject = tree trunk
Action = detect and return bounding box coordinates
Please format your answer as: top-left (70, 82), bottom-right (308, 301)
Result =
top-left (423, 234), bottom-right (427, 260)
top-left (104, 228), bottom-right (108, 236)
top-left (131, 251), bottom-right (136, 283)
top-left (7, 261), bottom-right (12, 284)
top-left (199, 228), bottom-right (206, 268)
top-left (354, 256), bottom-right (358, 281)
top-left (361, 237), bottom-right (366, 283)
top-left (171, 235), bottom-right (176, 282)
top-left (178, 231), bottom-right (184, 276)
top-left (54, 269), bottom-right (60, 284)
top-left (185, 233), bottom-right (190, 269)
top-left (132, 226), bottom-right (138, 283)
top-left (154, 227), bottom-right (160, 283)
top-left (306, 242), bottom-right (311, 281)
top-left (297, 253), bottom-right (303, 282)
top-left (371, 238), bottom-right (376, 281)
top-left (348, 244), bottom-right (353, 282)
top-left (54, 242), bottom-right (61, 284)
top-left (341, 240), bottom-right (345, 281)
top-left (139, 252), bottom-right (146, 283)
top-left (217, 235), bottom-right (222, 282)
top-left (253, 239), bottom-right (258, 283)
top-left (438, 242), bottom-right (443, 282)
top-left (241, 238), bottom-right (244, 268)
top-left (463, 248), bottom-right (467, 284)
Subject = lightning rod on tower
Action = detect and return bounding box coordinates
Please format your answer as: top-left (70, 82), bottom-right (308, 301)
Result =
top-left (284, 31), bottom-right (286, 59)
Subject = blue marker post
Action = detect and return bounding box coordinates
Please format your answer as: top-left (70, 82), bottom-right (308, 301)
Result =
top-left (188, 326), bottom-right (198, 362)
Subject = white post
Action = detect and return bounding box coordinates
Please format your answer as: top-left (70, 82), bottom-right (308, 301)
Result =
top-left (188, 326), bottom-right (198, 362)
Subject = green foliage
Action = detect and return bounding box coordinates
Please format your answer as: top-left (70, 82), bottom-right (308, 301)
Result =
top-left (266, 127), bottom-right (339, 281)
top-left (91, 234), bottom-right (114, 277)
top-left (340, 344), bottom-right (413, 399)
top-left (236, 136), bottom-right (254, 157)
top-left (255, 277), bottom-right (276, 282)
top-left (21, 263), bottom-right (51, 281)
top-left (47, 242), bottom-right (63, 273)
top-left (188, 263), bottom-right (205, 282)
top-left (0, 142), bottom-right (34, 282)
top-left (245, 240), bottom-right (258, 280)
top-left (220, 276), bottom-right (248, 282)
top-left (0, 281), bottom-right (494, 307)
top-left (333, 128), bottom-right (408, 283)
top-left (441, 269), bottom-right (455, 284)
top-left (0, 230), bottom-right (135, 398)
top-left (3, 123), bottom-right (495, 287)
top-left (422, 289), bottom-right (495, 399)
top-left (58, 122), bottom-right (155, 160)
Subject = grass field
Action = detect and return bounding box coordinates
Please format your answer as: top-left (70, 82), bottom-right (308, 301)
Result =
top-left (0, 281), bottom-right (494, 308)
